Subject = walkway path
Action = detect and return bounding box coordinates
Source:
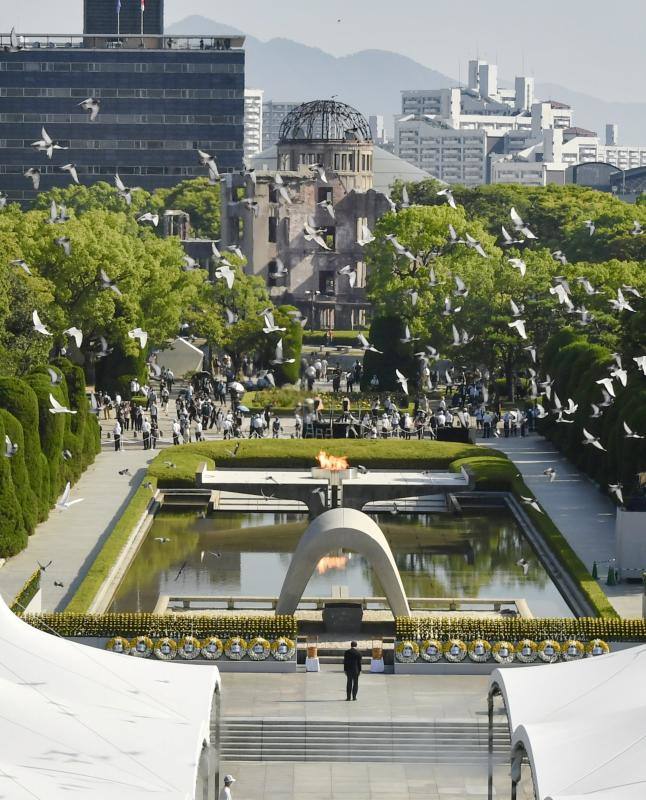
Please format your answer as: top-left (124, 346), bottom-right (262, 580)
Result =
top-left (0, 398), bottom-right (180, 612)
top-left (487, 433), bottom-right (642, 617)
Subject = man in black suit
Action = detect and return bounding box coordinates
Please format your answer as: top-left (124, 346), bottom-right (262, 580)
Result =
top-left (343, 641), bottom-right (362, 701)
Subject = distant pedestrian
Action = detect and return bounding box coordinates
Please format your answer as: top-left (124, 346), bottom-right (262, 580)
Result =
top-left (142, 418), bottom-right (151, 450)
top-left (343, 640), bottom-right (362, 701)
top-left (112, 420), bottom-right (122, 452)
top-left (219, 774), bottom-right (236, 800)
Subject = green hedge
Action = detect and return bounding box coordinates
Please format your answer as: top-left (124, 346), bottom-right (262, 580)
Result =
top-left (0, 414), bottom-right (27, 555)
top-left (23, 612), bottom-right (297, 639)
top-left (361, 315), bottom-right (419, 392)
top-left (0, 362), bottom-right (101, 558)
top-left (303, 330), bottom-right (366, 346)
top-left (148, 439), bottom-right (494, 487)
top-left (10, 569), bottom-right (41, 613)
top-left (396, 616), bottom-right (646, 642)
top-left (538, 331), bottom-right (646, 492)
top-left (274, 305), bottom-right (302, 385)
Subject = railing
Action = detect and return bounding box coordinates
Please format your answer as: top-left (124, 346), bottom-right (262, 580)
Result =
top-left (0, 33), bottom-right (245, 51)
top-left (154, 594), bottom-right (532, 617)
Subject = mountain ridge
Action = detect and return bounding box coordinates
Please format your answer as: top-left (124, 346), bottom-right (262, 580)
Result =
top-left (167, 15), bottom-right (645, 142)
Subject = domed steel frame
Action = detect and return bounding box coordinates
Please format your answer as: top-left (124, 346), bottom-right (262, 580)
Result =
top-left (279, 100), bottom-right (372, 144)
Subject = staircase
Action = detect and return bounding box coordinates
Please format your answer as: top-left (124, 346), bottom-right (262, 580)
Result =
top-left (220, 718), bottom-right (509, 764)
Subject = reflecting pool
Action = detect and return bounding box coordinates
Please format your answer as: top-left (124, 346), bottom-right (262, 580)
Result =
top-left (109, 509), bottom-right (572, 616)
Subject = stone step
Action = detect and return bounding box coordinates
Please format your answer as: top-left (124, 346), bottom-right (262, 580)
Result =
top-left (220, 718), bottom-right (509, 764)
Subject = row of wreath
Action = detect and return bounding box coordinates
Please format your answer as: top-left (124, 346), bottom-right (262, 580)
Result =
top-left (105, 635), bottom-right (297, 661)
top-left (395, 638), bottom-right (611, 664)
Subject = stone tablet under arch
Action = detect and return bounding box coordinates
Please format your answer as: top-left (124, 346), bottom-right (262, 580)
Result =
top-left (276, 507), bottom-right (411, 617)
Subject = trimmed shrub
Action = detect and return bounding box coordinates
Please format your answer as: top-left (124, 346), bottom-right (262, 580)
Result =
top-left (0, 377), bottom-right (45, 518)
top-left (0, 410), bottom-right (38, 534)
top-left (95, 343), bottom-right (147, 398)
top-left (361, 315), bottom-right (418, 392)
top-left (274, 306), bottom-right (303, 386)
top-left (0, 414), bottom-right (27, 556)
top-left (25, 373), bottom-right (68, 505)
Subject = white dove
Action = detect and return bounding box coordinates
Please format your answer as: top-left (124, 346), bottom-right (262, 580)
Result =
top-left (357, 334), bottom-right (381, 353)
top-left (128, 328), bottom-right (148, 349)
top-left (508, 319), bottom-right (528, 339)
top-left (262, 313), bottom-right (286, 334)
top-left (596, 377), bottom-right (615, 397)
top-left (623, 422), bottom-right (644, 439)
top-left (270, 339), bottom-right (295, 365)
top-left (395, 369), bottom-right (409, 395)
top-left (56, 481), bottom-right (83, 510)
top-left (63, 327), bottom-right (83, 348)
top-left (49, 394), bottom-right (76, 415)
top-left (582, 428), bottom-right (606, 451)
top-left (32, 310), bottom-right (51, 336)
top-left (508, 258), bottom-right (526, 278)
top-left (215, 264), bottom-right (236, 289)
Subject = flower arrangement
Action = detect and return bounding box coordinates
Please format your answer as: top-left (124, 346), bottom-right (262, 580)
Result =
top-left (130, 635), bottom-right (153, 658)
top-left (154, 637), bottom-right (177, 661)
top-left (224, 636), bottom-right (247, 660)
top-left (247, 637), bottom-right (271, 661)
top-left (561, 639), bottom-right (585, 661)
top-left (200, 636), bottom-right (224, 660)
top-left (105, 636), bottom-right (130, 654)
top-left (516, 639), bottom-right (538, 663)
top-left (395, 617), bottom-right (646, 644)
top-left (271, 637), bottom-right (296, 661)
top-left (492, 641), bottom-right (515, 664)
top-left (395, 640), bottom-right (419, 663)
top-left (177, 635), bottom-right (201, 660)
top-left (443, 639), bottom-right (467, 663)
top-left (537, 639), bottom-right (561, 663)
top-left (586, 639), bottom-right (610, 657)
top-left (468, 639), bottom-right (492, 662)
top-left (419, 639), bottom-right (443, 663)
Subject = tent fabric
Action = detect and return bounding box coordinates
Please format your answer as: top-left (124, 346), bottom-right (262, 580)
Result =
top-left (0, 595), bottom-right (220, 799)
top-left (490, 645), bottom-right (646, 800)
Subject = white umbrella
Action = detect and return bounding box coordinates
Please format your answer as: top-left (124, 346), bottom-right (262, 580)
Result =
top-left (305, 366), bottom-right (316, 377)
top-left (228, 381), bottom-right (245, 394)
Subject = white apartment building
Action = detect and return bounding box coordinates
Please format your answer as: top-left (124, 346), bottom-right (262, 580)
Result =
top-left (491, 127), bottom-right (646, 186)
top-left (262, 100), bottom-right (300, 151)
top-left (244, 88), bottom-right (264, 160)
top-left (396, 118), bottom-right (487, 186)
top-left (369, 114), bottom-right (387, 144)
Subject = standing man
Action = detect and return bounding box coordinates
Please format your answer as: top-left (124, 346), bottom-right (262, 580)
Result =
top-left (218, 774), bottom-right (236, 800)
top-left (343, 640), bottom-right (362, 701)
top-left (112, 419), bottom-right (122, 452)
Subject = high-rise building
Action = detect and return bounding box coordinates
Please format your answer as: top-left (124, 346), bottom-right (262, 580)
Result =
top-left (84, 0), bottom-right (164, 35)
top-left (606, 123), bottom-right (619, 146)
top-left (0, 5), bottom-right (245, 202)
top-left (261, 100), bottom-right (300, 151)
top-left (244, 88), bottom-right (264, 160)
top-left (369, 115), bottom-right (386, 144)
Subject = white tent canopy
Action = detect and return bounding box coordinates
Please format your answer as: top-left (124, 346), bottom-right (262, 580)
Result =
top-left (490, 645), bottom-right (646, 800)
top-left (0, 596), bottom-right (220, 799)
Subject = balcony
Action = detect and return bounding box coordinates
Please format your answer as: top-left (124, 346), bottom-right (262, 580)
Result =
top-left (0, 32), bottom-right (245, 51)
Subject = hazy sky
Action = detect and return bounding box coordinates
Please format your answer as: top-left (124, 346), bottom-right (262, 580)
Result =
top-left (3, 0), bottom-right (644, 102)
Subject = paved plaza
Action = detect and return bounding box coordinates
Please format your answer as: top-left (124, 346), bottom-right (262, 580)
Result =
top-left (219, 670), bottom-right (532, 800)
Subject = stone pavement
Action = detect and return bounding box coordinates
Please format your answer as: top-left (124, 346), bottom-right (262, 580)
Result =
top-left (487, 433), bottom-right (642, 617)
top-left (220, 670), bottom-right (532, 800)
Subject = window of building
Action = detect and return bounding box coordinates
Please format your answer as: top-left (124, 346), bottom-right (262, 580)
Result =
top-left (323, 226), bottom-right (336, 250)
top-left (267, 259), bottom-right (285, 286)
top-left (269, 185), bottom-right (278, 203)
top-left (318, 186), bottom-right (333, 204)
top-left (334, 153), bottom-right (340, 170)
top-left (268, 217), bottom-right (278, 243)
top-left (355, 261), bottom-right (367, 289)
top-left (319, 271), bottom-right (335, 295)
top-left (341, 153), bottom-right (347, 171)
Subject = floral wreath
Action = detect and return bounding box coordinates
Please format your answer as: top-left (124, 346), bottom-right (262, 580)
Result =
top-left (468, 639), bottom-right (492, 663)
top-left (201, 636), bottom-right (224, 660)
top-left (561, 639), bottom-right (585, 662)
top-left (395, 640), bottom-right (419, 663)
top-left (105, 636), bottom-right (130, 655)
top-left (419, 639), bottom-right (443, 663)
top-left (154, 637), bottom-right (178, 661)
top-left (515, 639), bottom-right (538, 663)
top-left (271, 637), bottom-right (296, 661)
top-left (224, 636), bottom-right (247, 660)
top-left (586, 638), bottom-right (610, 657)
top-left (177, 635), bottom-right (201, 660)
top-left (492, 641), bottom-right (515, 664)
top-left (537, 639), bottom-right (561, 663)
top-left (443, 639), bottom-right (467, 663)
top-left (130, 635), bottom-right (153, 658)
top-left (247, 637), bottom-right (271, 661)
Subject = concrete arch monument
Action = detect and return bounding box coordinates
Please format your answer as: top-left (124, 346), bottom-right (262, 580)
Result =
top-left (276, 508), bottom-right (411, 617)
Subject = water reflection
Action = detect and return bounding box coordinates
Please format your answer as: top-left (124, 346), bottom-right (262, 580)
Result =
top-left (109, 510), bottom-right (572, 617)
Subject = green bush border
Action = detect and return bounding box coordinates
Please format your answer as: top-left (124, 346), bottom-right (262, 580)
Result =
top-left (10, 569), bottom-right (41, 613)
top-left (64, 478), bottom-right (159, 613)
top-left (453, 456), bottom-right (619, 618)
